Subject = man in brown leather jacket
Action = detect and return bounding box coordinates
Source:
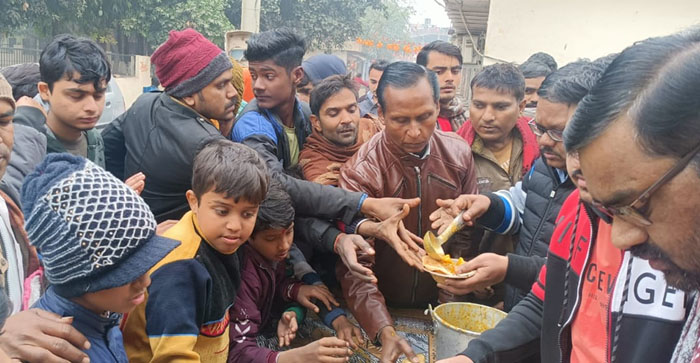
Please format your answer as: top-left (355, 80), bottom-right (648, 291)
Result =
top-left (338, 61), bottom-right (480, 362)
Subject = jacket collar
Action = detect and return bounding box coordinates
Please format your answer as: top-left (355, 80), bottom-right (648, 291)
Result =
top-left (162, 93), bottom-right (220, 130)
top-left (458, 116), bottom-right (540, 176)
top-left (242, 244), bottom-right (279, 271)
top-left (471, 132), bottom-right (523, 166)
top-left (164, 93), bottom-right (206, 118)
top-left (259, 98), bottom-right (309, 132)
top-left (382, 130), bottom-right (435, 168)
top-left (40, 287), bottom-right (121, 336)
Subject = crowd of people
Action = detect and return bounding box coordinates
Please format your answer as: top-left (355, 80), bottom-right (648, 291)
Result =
top-left (0, 21), bottom-right (697, 363)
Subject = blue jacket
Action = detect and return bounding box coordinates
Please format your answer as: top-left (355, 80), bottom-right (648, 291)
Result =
top-left (33, 287), bottom-right (128, 362)
top-left (232, 98), bottom-right (312, 170)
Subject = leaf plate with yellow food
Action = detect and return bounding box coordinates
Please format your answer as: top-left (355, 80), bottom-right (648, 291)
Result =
top-left (422, 254), bottom-right (476, 284)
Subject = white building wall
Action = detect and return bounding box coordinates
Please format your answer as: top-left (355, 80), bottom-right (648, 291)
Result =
top-left (482, 0), bottom-right (700, 65)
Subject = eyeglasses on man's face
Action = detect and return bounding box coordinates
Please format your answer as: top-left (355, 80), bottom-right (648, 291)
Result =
top-left (592, 141), bottom-right (700, 226)
top-left (528, 118), bottom-right (564, 142)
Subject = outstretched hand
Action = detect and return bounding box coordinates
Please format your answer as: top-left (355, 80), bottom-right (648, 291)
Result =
top-left (278, 337), bottom-right (352, 363)
top-left (437, 253), bottom-right (508, 295)
top-left (429, 195), bottom-right (491, 234)
top-left (296, 285), bottom-right (340, 313)
top-left (277, 311), bottom-right (298, 347)
top-left (335, 233), bottom-right (377, 283)
top-left (361, 197), bottom-right (420, 221)
top-left (125, 172), bottom-right (146, 195)
top-left (358, 204), bottom-right (425, 271)
top-left (379, 326), bottom-right (418, 363)
top-left (331, 315), bottom-right (364, 349)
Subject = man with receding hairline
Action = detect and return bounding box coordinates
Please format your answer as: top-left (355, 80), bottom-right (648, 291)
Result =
top-left (339, 61), bottom-right (480, 363)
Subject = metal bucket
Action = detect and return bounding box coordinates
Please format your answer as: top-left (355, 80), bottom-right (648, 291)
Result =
top-left (427, 302), bottom-right (507, 360)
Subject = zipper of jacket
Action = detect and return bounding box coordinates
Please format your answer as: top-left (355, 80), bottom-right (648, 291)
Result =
top-left (527, 186), bottom-right (557, 257)
top-left (605, 250), bottom-right (625, 363)
top-left (557, 209), bottom-right (593, 363)
top-left (411, 166), bottom-right (422, 304)
top-left (261, 263), bottom-right (276, 316)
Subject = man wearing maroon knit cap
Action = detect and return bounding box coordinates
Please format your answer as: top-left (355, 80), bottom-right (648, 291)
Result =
top-left (102, 28), bottom-right (238, 221)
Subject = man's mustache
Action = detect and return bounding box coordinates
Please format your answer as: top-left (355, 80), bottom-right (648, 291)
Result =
top-left (630, 242), bottom-right (672, 264)
top-left (337, 125), bottom-right (356, 133)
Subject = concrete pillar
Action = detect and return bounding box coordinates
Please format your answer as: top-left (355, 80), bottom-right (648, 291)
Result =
top-left (241, 0), bottom-right (261, 33)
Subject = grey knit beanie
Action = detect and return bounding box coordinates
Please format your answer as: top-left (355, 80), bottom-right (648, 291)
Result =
top-left (22, 153), bottom-right (179, 298)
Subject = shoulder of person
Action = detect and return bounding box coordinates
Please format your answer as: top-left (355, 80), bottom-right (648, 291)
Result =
top-left (151, 213), bottom-right (205, 272)
top-left (129, 91), bottom-right (163, 113)
top-left (434, 129), bottom-right (471, 148)
top-left (149, 258), bottom-right (212, 293)
top-left (432, 129), bottom-right (474, 165)
top-left (232, 109), bottom-right (277, 143)
top-left (13, 106), bottom-right (46, 131)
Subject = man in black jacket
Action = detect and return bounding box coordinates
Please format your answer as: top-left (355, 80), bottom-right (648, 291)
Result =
top-left (103, 28), bottom-right (235, 221)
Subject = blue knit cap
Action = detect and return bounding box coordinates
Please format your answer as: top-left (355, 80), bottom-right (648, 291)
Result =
top-left (302, 54), bottom-right (347, 85)
top-left (21, 153), bottom-right (180, 298)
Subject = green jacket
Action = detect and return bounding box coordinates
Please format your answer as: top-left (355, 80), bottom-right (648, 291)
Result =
top-left (45, 128), bottom-right (105, 168)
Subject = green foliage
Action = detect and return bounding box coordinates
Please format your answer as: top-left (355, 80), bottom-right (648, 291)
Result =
top-left (123, 0), bottom-right (234, 49)
top-left (359, 0), bottom-right (414, 59)
top-left (3, 0), bottom-right (234, 50)
top-left (2, 0), bottom-right (412, 53)
top-left (226, 0), bottom-right (384, 50)
top-left (0, 1), bottom-right (29, 34)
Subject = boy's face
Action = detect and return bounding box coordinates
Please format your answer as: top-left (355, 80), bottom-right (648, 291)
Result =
top-left (186, 189), bottom-right (258, 255)
top-left (249, 223), bottom-right (294, 262)
top-left (38, 72), bottom-right (106, 131)
top-left (73, 273), bottom-right (150, 314)
top-left (248, 59), bottom-right (303, 110)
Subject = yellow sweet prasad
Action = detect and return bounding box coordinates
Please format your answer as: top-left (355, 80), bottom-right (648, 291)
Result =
top-left (423, 254), bottom-right (465, 275)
